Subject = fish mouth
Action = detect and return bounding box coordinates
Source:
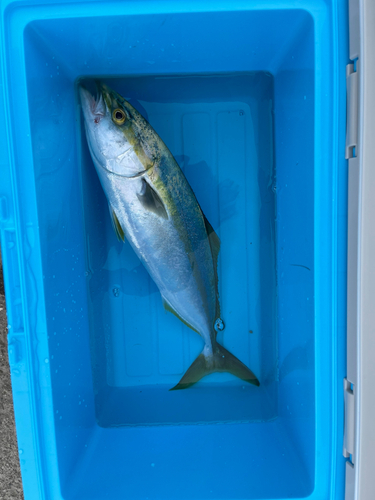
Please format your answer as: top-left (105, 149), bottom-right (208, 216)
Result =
top-left (79, 83), bottom-right (106, 119)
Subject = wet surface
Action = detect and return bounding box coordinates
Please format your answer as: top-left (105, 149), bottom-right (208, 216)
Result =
top-left (0, 251), bottom-right (24, 499)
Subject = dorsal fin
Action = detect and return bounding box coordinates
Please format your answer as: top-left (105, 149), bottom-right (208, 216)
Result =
top-left (203, 215), bottom-right (221, 326)
top-left (162, 297), bottom-right (201, 336)
top-left (109, 204), bottom-right (125, 242)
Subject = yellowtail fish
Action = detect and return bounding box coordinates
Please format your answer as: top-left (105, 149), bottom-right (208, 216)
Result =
top-left (80, 82), bottom-right (259, 390)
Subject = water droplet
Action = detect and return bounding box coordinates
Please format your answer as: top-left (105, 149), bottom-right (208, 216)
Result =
top-left (239, 110), bottom-right (244, 116)
top-left (19, 449), bottom-right (23, 455)
top-left (151, 463), bottom-right (155, 467)
top-left (214, 318), bottom-right (225, 332)
top-left (112, 287), bottom-right (120, 297)
top-left (45, 358), bottom-right (49, 364)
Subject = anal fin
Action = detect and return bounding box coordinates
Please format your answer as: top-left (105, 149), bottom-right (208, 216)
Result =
top-left (162, 297), bottom-right (200, 335)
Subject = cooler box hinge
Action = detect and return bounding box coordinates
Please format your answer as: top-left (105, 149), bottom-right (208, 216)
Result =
top-left (343, 378), bottom-right (355, 462)
top-left (346, 63), bottom-right (358, 159)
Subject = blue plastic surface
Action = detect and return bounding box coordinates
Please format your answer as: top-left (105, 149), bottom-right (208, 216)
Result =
top-left (0, 1), bottom-right (348, 499)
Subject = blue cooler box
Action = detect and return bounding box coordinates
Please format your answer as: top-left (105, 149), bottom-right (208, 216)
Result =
top-left (0, 1), bottom-right (349, 499)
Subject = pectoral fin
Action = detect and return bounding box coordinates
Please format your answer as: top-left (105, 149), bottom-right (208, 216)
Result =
top-left (137, 179), bottom-right (168, 219)
top-left (109, 204), bottom-right (125, 242)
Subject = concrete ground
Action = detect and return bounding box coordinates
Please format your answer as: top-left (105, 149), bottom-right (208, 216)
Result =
top-left (0, 252), bottom-right (24, 499)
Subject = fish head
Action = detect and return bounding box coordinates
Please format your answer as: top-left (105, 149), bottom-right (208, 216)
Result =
top-left (79, 82), bottom-right (157, 177)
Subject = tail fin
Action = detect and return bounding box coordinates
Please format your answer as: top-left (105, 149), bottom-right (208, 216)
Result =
top-left (170, 342), bottom-right (260, 390)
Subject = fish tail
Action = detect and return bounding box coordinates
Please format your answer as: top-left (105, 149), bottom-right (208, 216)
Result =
top-left (169, 342), bottom-right (260, 390)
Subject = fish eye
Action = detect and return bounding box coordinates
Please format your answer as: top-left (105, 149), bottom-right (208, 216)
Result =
top-left (112, 108), bottom-right (126, 125)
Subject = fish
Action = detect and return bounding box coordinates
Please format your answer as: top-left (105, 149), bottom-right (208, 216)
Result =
top-left (79, 82), bottom-right (260, 390)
